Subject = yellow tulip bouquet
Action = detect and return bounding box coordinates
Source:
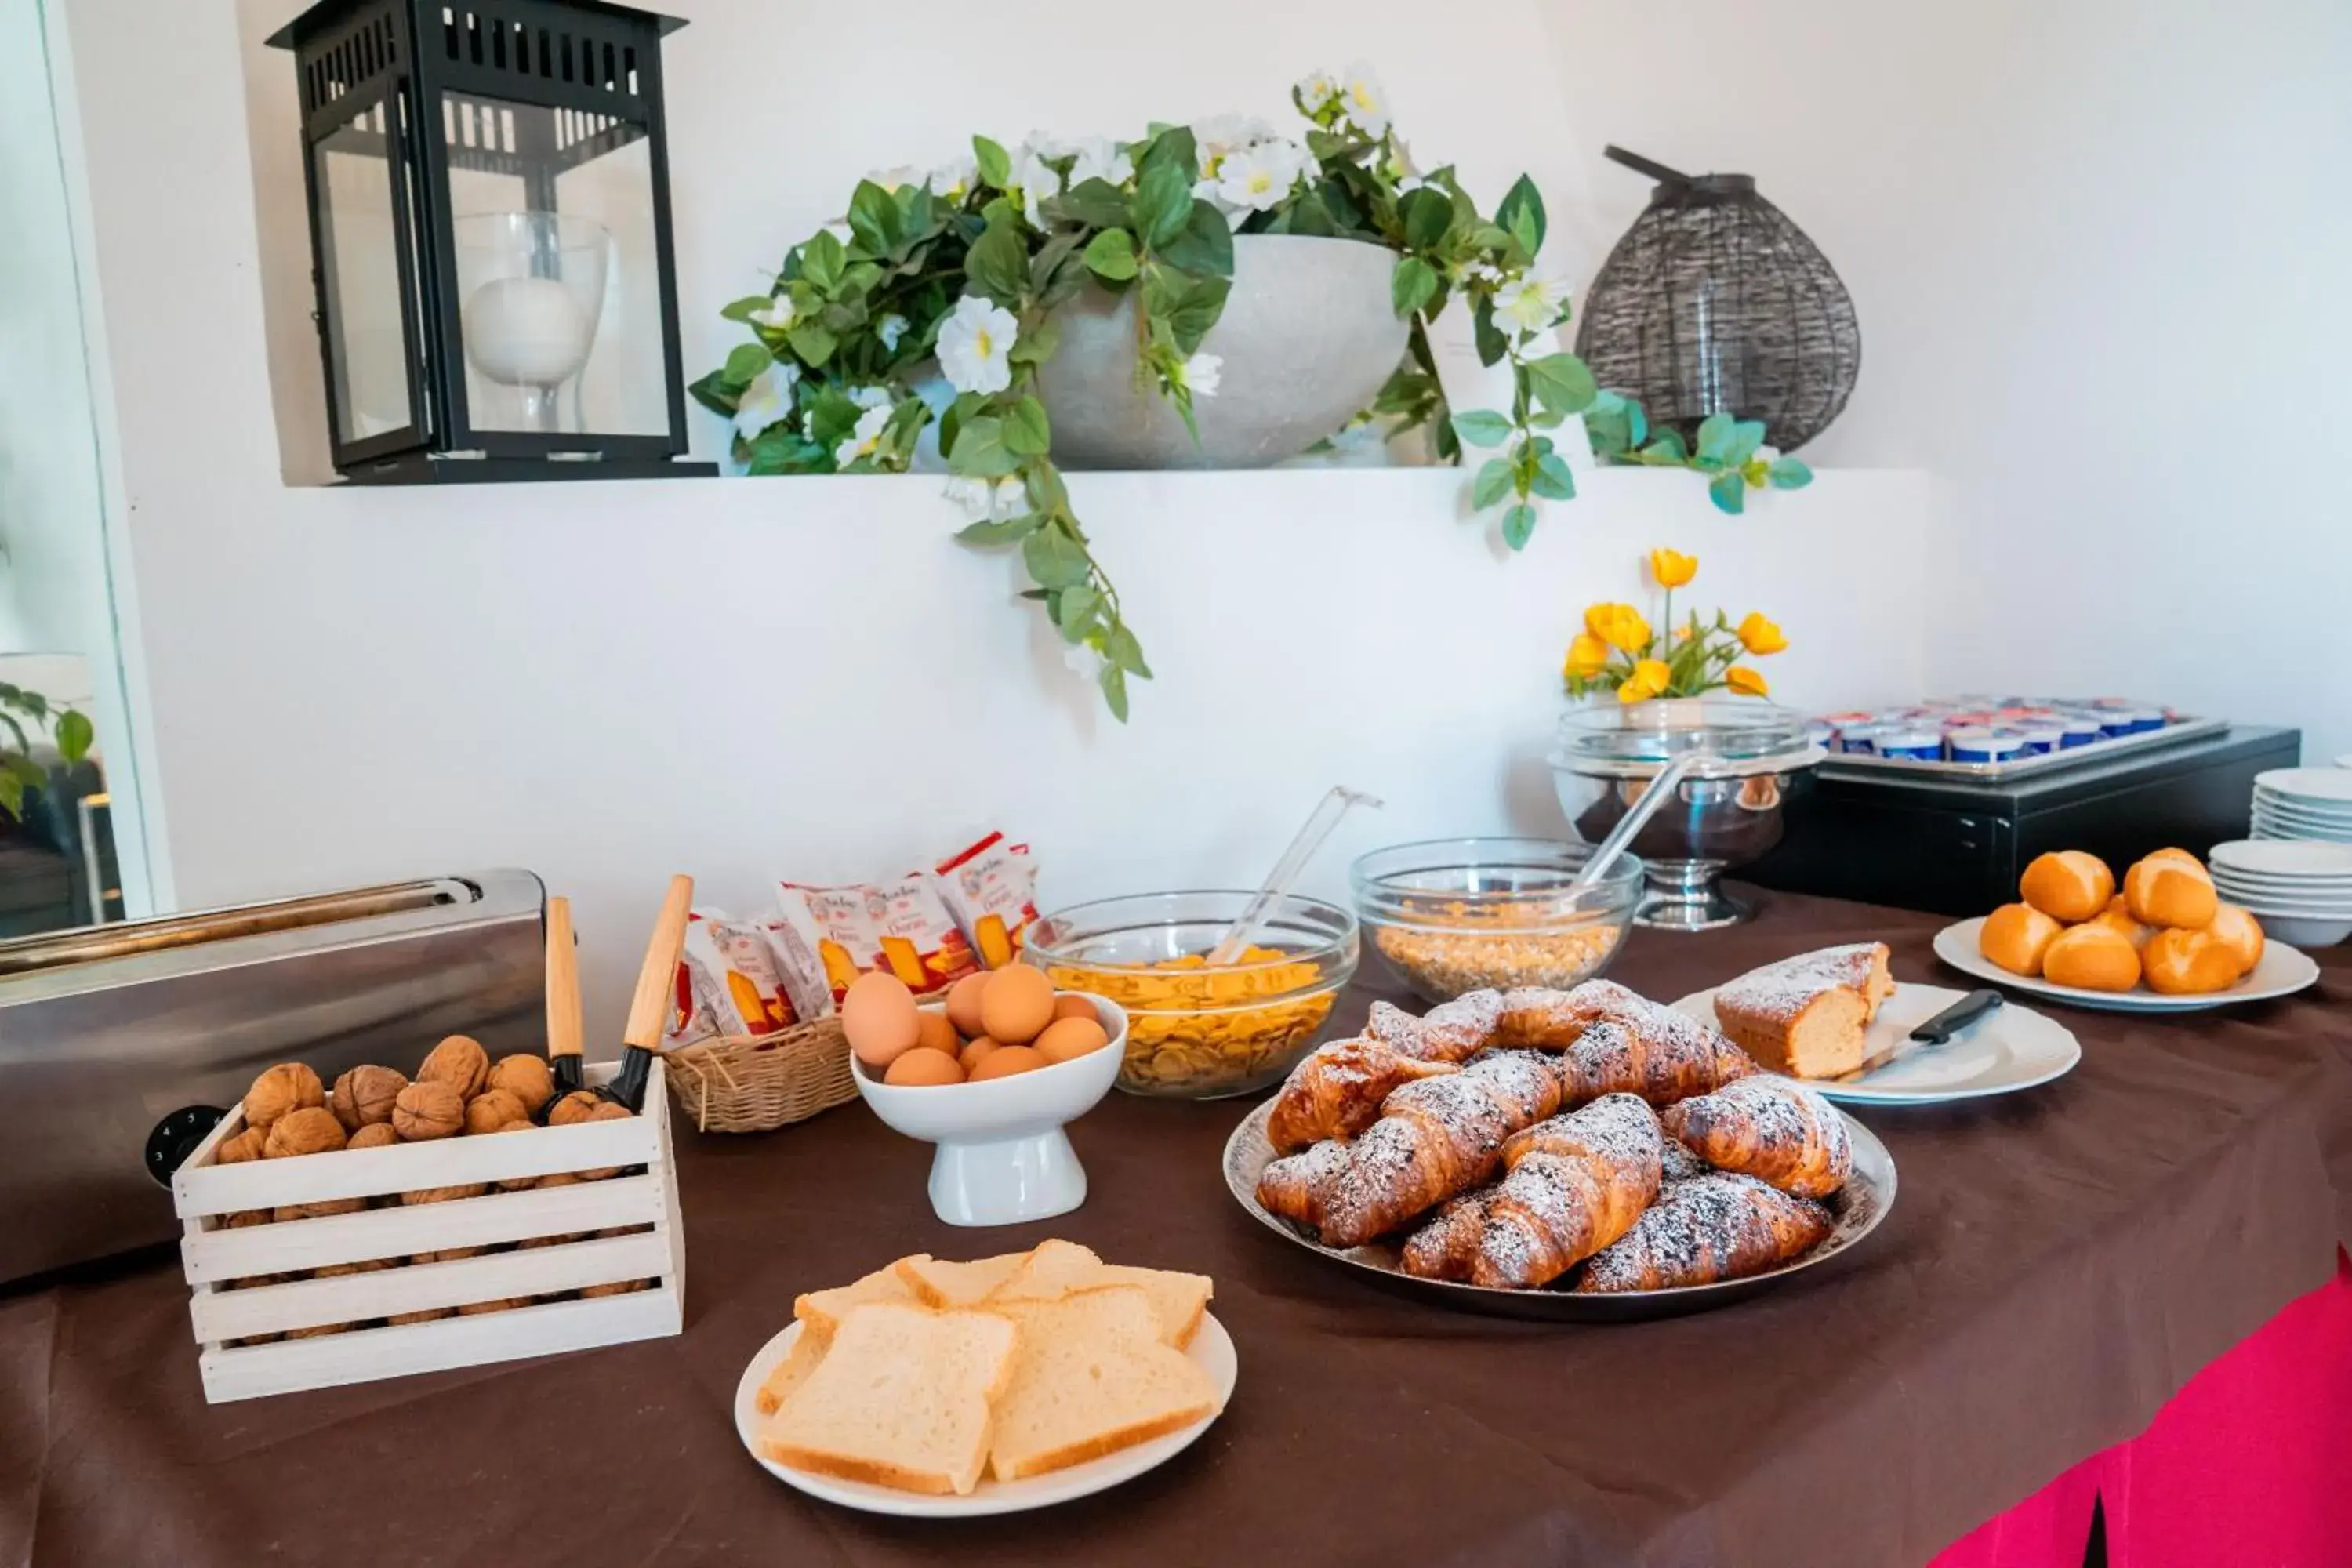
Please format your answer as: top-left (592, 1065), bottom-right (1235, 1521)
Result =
top-left (1563, 549), bottom-right (1788, 704)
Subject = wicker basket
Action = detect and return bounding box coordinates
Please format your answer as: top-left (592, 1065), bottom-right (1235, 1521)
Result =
top-left (661, 1018), bottom-right (856, 1134)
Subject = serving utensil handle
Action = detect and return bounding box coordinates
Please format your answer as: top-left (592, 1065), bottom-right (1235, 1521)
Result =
top-left (622, 875), bottom-right (695, 1053)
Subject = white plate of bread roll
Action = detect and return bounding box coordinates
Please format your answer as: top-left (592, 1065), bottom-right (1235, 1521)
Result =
top-left (1226, 982), bottom-right (1896, 1321)
top-left (1940, 848), bottom-right (2319, 1013)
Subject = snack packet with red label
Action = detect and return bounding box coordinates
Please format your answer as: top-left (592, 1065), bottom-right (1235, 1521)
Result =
top-left (774, 876), bottom-right (979, 1001)
top-left (931, 833), bottom-right (1040, 970)
top-left (679, 910), bottom-right (801, 1038)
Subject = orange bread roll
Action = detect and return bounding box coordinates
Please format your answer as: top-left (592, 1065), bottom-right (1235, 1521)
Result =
top-left (2204, 904), bottom-right (2265, 978)
top-left (2142, 848), bottom-right (2209, 877)
top-left (1980, 902), bottom-right (2064, 977)
top-left (2123, 857), bottom-right (2218, 930)
top-left (2042, 924), bottom-right (2143, 993)
top-left (2142, 927), bottom-right (2241, 995)
top-left (2019, 851), bottom-right (2114, 924)
top-left (2085, 895), bottom-right (2154, 953)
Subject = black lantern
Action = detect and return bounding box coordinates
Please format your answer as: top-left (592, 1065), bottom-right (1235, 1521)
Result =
top-left (269, 0), bottom-right (713, 482)
top-left (1575, 147), bottom-right (1860, 454)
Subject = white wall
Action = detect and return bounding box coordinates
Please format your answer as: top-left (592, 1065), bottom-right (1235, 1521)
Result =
top-left (1534, 0), bottom-right (2352, 760)
top-left (48, 0), bottom-right (1936, 1025)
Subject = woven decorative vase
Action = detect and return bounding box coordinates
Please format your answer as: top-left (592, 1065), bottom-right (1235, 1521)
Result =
top-left (1574, 146), bottom-right (1860, 453)
top-left (661, 1018), bottom-right (855, 1134)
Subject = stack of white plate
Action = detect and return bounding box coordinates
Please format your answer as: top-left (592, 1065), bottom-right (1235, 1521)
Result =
top-left (2250, 768), bottom-right (2352, 843)
top-left (2209, 838), bottom-right (2352, 947)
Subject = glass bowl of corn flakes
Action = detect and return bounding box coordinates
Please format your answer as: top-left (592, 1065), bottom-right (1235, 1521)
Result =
top-left (1349, 837), bottom-right (1642, 1004)
top-left (1026, 891), bottom-right (1358, 1099)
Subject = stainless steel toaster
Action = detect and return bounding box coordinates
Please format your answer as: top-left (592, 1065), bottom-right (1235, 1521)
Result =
top-left (0, 869), bottom-right (546, 1284)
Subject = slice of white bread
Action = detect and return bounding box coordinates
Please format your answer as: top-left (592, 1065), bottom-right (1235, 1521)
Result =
top-left (1093, 1264), bottom-right (1214, 1349)
top-left (986, 1285), bottom-right (1221, 1482)
top-left (762, 1303), bottom-right (1018, 1496)
top-left (985, 1238), bottom-right (1104, 1305)
top-left (897, 1250), bottom-right (1031, 1309)
top-left (794, 1257), bottom-right (923, 1335)
top-left (754, 1321), bottom-right (832, 1416)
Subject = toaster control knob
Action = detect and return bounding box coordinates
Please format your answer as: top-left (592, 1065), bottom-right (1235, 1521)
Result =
top-left (146, 1105), bottom-right (227, 1186)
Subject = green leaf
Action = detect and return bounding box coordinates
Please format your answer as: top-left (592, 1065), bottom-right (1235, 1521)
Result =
top-left (1722, 419), bottom-right (1766, 469)
top-left (1530, 452), bottom-right (1576, 501)
top-left (1472, 297), bottom-right (1508, 368)
top-left (1051, 177), bottom-right (1134, 229)
top-left (1131, 161), bottom-right (1193, 249)
top-left (1008, 316), bottom-right (1061, 368)
top-left (742, 426), bottom-right (828, 475)
top-left (1450, 409), bottom-right (1513, 448)
top-left (1004, 396), bottom-right (1051, 456)
top-left (1525, 353), bottom-right (1598, 415)
top-left (1102, 622), bottom-right (1152, 677)
top-left (1099, 663), bottom-right (1131, 723)
top-left (1025, 462), bottom-right (1070, 517)
top-left (1391, 256), bottom-right (1439, 318)
top-left (720, 294), bottom-right (774, 325)
top-left (964, 219), bottom-right (1029, 306)
top-left (1054, 584), bottom-right (1102, 641)
top-left (1642, 430), bottom-right (1690, 463)
top-left (1495, 175), bottom-right (1547, 254)
top-left (1157, 201), bottom-right (1234, 278)
top-left (1083, 227), bottom-right (1139, 281)
top-left (955, 512), bottom-right (1043, 546)
top-left (1401, 187), bottom-right (1453, 252)
top-left (1501, 502), bottom-right (1538, 550)
top-left (1136, 125), bottom-right (1197, 184)
top-left (0, 771), bottom-right (20, 823)
top-left (846, 180), bottom-right (901, 256)
top-left (973, 135), bottom-right (1011, 189)
top-left (800, 230), bottom-right (846, 292)
top-left (1708, 470), bottom-right (1748, 514)
top-left (722, 343), bottom-right (771, 385)
top-left (1769, 456), bottom-right (1814, 489)
top-left (1144, 266), bottom-right (1230, 354)
top-left (1471, 458), bottom-right (1515, 510)
top-left (1022, 525), bottom-right (1091, 590)
top-left (949, 416), bottom-right (1020, 477)
top-left (1029, 230), bottom-right (1087, 296)
top-left (785, 322), bottom-right (836, 367)
top-left (1694, 412), bottom-right (1737, 465)
top-left (53, 710), bottom-right (93, 764)
top-left (687, 369), bottom-right (739, 419)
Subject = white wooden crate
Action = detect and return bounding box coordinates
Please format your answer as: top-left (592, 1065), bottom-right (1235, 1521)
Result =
top-left (173, 1062), bottom-right (684, 1403)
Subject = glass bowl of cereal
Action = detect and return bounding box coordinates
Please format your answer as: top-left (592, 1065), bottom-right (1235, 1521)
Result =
top-left (1026, 891), bottom-right (1359, 1099)
top-left (1349, 837), bottom-right (1642, 1003)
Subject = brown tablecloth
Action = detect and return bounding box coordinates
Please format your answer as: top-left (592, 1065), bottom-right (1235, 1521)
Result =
top-left (4, 887), bottom-right (2349, 1567)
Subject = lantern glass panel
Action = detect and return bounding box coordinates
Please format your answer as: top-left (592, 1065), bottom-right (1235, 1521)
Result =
top-left (441, 90), bottom-right (668, 438)
top-left (314, 98), bottom-right (416, 445)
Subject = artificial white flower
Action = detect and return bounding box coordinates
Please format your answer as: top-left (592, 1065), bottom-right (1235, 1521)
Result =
top-left (833, 404), bottom-right (891, 470)
top-left (936, 293), bottom-right (1018, 396)
top-left (1295, 69), bottom-right (1341, 114)
top-left (1193, 112), bottom-right (1278, 175)
top-left (1493, 273), bottom-right (1570, 336)
top-left (876, 314), bottom-right (910, 353)
top-left (928, 155), bottom-right (979, 201)
top-left (865, 165), bottom-right (922, 193)
top-left (1461, 259), bottom-right (1503, 285)
top-left (1213, 138), bottom-right (1312, 212)
top-left (943, 475), bottom-right (1024, 523)
top-left (1338, 61), bottom-right (1391, 139)
top-left (748, 293), bottom-right (797, 332)
top-left (1062, 642), bottom-right (1106, 681)
top-left (1075, 136), bottom-right (1134, 188)
top-left (846, 383), bottom-right (894, 411)
top-left (732, 361), bottom-right (800, 441)
top-left (1182, 352), bottom-right (1222, 399)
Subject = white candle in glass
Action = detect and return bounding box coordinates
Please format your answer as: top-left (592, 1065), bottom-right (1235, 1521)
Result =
top-left (463, 275), bottom-right (595, 387)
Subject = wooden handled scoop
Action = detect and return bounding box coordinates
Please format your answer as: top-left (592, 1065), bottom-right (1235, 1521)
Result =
top-left (539, 895), bottom-right (586, 1123)
top-left (596, 873), bottom-right (694, 1113)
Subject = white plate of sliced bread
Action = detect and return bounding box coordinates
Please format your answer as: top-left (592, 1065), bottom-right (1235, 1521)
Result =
top-left (1675, 978), bottom-right (2082, 1105)
top-left (734, 1241), bottom-right (1235, 1516)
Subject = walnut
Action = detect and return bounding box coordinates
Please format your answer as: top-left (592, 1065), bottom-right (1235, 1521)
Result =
top-left (412, 1246), bottom-right (483, 1264)
top-left (568, 1098), bottom-right (636, 1181)
top-left (274, 1197), bottom-right (366, 1221)
top-left (391, 1080), bottom-right (465, 1141)
top-left (546, 1090), bottom-right (605, 1126)
top-left (242, 1062), bottom-right (324, 1129)
top-left (214, 1127), bottom-right (269, 1165)
top-left (416, 1034), bottom-right (489, 1100)
top-left (456, 1297), bottom-right (530, 1316)
top-left (486, 1053), bottom-right (555, 1116)
top-left (401, 1181), bottom-right (488, 1206)
top-left (387, 1307), bottom-right (456, 1325)
top-left (220, 1208), bottom-right (274, 1230)
top-left (463, 1087), bottom-right (529, 1137)
top-left (329, 1064), bottom-right (408, 1131)
top-left (534, 1171), bottom-right (583, 1189)
top-left (347, 1123), bottom-right (400, 1151)
top-left (263, 1106), bottom-right (348, 1160)
top-left (580, 1278), bottom-right (654, 1298)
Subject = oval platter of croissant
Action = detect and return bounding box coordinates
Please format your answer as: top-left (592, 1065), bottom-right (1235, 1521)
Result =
top-left (1224, 980), bottom-right (1896, 1320)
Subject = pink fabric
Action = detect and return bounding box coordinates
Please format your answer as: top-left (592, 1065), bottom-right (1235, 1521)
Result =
top-left (1931, 1251), bottom-right (2352, 1568)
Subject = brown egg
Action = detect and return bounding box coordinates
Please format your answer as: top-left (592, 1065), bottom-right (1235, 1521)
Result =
top-left (914, 1011), bottom-right (960, 1058)
top-left (967, 1045), bottom-right (1046, 1081)
top-left (842, 972), bottom-right (921, 1068)
top-left (1033, 1016), bottom-right (1110, 1064)
top-left (978, 965), bottom-right (1055, 1045)
top-left (882, 1047), bottom-right (965, 1087)
top-left (957, 1036), bottom-right (1003, 1073)
top-left (1049, 993), bottom-right (1098, 1023)
top-left (944, 971), bottom-right (992, 1037)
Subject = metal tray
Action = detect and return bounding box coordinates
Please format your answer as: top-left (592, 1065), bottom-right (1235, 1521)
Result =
top-left (1820, 715), bottom-right (2226, 782)
top-left (1221, 1097), bottom-right (1896, 1321)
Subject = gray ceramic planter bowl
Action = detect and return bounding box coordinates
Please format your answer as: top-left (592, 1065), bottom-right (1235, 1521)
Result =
top-left (1034, 234), bottom-right (1409, 470)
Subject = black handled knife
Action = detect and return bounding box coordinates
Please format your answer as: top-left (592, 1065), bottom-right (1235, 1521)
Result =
top-left (1908, 989), bottom-right (2005, 1046)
